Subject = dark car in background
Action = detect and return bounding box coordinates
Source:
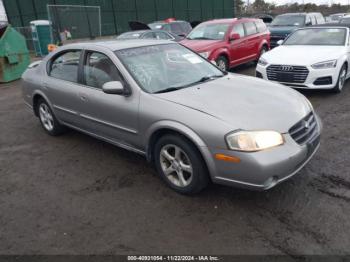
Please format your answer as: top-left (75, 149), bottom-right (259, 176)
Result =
top-left (117, 30), bottom-right (182, 41)
top-left (149, 19), bottom-right (192, 37)
top-left (129, 19), bottom-right (192, 37)
top-left (181, 18), bottom-right (270, 71)
top-left (269, 13), bottom-right (325, 48)
top-left (253, 14), bottom-right (274, 25)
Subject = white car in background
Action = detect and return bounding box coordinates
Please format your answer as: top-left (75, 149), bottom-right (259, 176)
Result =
top-left (256, 25), bottom-right (350, 93)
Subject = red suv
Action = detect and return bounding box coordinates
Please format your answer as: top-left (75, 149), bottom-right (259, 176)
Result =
top-left (181, 18), bottom-right (270, 71)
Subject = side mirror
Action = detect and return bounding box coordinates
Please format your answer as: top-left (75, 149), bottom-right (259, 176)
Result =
top-left (305, 21), bottom-right (312, 26)
top-left (229, 33), bottom-right (241, 41)
top-left (102, 81), bottom-right (126, 95)
top-left (277, 40), bottom-right (283, 46)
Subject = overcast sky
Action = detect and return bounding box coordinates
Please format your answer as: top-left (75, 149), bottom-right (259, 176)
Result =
top-left (245, 0), bottom-right (350, 5)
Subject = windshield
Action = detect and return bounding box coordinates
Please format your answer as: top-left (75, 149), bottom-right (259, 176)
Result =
top-left (284, 28), bottom-right (346, 46)
top-left (270, 15), bottom-right (305, 26)
top-left (115, 44), bottom-right (224, 94)
top-left (340, 17), bottom-right (350, 24)
top-left (187, 23), bottom-right (230, 40)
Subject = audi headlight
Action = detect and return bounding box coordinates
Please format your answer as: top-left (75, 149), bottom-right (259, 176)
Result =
top-left (199, 51), bottom-right (210, 59)
top-left (258, 57), bottom-right (268, 66)
top-left (226, 131), bottom-right (284, 152)
top-left (311, 60), bottom-right (337, 69)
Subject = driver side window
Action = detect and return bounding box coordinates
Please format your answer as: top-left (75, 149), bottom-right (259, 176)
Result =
top-left (83, 52), bottom-right (121, 89)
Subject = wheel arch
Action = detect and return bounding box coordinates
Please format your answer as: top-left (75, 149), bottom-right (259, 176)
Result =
top-left (32, 91), bottom-right (52, 117)
top-left (145, 121), bottom-right (217, 179)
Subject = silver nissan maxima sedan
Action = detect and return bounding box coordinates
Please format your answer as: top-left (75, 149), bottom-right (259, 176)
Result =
top-left (22, 40), bottom-right (322, 194)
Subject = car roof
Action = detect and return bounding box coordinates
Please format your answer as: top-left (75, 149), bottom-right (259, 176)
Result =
top-left (150, 20), bottom-right (188, 25)
top-left (309, 23), bottom-right (350, 29)
top-left (120, 30), bottom-right (149, 35)
top-left (62, 40), bottom-right (172, 51)
top-left (200, 17), bottom-right (258, 25)
top-left (278, 13), bottom-right (307, 16)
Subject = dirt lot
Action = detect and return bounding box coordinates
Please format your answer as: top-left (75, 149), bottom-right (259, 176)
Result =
top-left (0, 63), bottom-right (350, 256)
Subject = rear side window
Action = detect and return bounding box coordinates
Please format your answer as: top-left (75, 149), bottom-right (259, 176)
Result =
top-left (244, 22), bottom-right (258, 36)
top-left (83, 52), bottom-right (121, 89)
top-left (155, 31), bottom-right (173, 40)
top-left (49, 50), bottom-right (81, 82)
top-left (143, 32), bottom-right (156, 39)
top-left (255, 20), bottom-right (267, 33)
top-left (232, 23), bottom-right (245, 38)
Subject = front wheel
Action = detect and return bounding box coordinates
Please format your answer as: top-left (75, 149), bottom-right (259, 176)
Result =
top-left (332, 64), bottom-right (347, 93)
top-left (154, 134), bottom-right (209, 195)
top-left (216, 56), bottom-right (229, 72)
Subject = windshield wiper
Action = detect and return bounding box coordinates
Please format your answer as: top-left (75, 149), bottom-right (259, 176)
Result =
top-left (154, 75), bottom-right (224, 94)
top-left (153, 87), bottom-right (181, 94)
top-left (178, 75), bottom-right (224, 88)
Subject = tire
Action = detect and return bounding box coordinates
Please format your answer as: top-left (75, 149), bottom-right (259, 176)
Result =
top-left (154, 134), bottom-right (209, 195)
top-left (332, 64), bottom-right (347, 93)
top-left (216, 56), bottom-right (229, 72)
top-left (37, 98), bottom-right (65, 136)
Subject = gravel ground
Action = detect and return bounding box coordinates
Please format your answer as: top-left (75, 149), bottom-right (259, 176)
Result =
top-left (0, 63), bottom-right (349, 256)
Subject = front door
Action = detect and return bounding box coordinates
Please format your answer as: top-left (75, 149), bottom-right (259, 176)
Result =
top-left (77, 51), bottom-right (140, 148)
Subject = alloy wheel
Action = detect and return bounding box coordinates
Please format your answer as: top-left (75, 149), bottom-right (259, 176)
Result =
top-left (159, 144), bottom-right (193, 187)
top-left (39, 103), bottom-right (54, 131)
top-left (339, 67), bottom-right (347, 90)
top-left (217, 60), bottom-right (227, 71)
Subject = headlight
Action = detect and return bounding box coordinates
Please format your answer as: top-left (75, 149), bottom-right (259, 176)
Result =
top-left (311, 60), bottom-right (337, 69)
top-left (226, 130), bottom-right (284, 152)
top-left (258, 57), bottom-right (268, 66)
top-left (199, 51), bottom-right (210, 59)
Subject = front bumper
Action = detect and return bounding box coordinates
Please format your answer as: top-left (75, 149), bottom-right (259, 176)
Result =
top-left (208, 115), bottom-right (322, 190)
top-left (256, 64), bottom-right (339, 89)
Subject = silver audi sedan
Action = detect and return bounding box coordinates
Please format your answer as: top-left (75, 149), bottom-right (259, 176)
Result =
top-left (22, 40), bottom-right (322, 194)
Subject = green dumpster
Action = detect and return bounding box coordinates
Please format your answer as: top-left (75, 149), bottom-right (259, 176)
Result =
top-left (30, 20), bottom-right (52, 57)
top-left (0, 24), bottom-right (30, 83)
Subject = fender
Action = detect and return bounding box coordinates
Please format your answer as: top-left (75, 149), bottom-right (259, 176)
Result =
top-left (210, 47), bottom-right (230, 62)
top-left (32, 90), bottom-right (55, 116)
top-left (144, 120), bottom-right (218, 178)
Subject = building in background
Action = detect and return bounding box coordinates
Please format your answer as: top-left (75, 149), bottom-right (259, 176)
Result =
top-left (2, 0), bottom-right (234, 37)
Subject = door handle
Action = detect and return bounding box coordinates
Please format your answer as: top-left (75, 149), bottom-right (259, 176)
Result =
top-left (78, 92), bottom-right (89, 102)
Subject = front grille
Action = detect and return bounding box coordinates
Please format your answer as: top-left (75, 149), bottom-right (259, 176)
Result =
top-left (267, 65), bottom-right (309, 84)
top-left (289, 112), bottom-right (318, 145)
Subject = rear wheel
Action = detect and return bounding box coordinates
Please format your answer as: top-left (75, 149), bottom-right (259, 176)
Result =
top-left (333, 64), bottom-right (347, 93)
top-left (37, 99), bottom-right (65, 136)
top-left (154, 134), bottom-right (209, 194)
top-left (216, 56), bottom-right (229, 72)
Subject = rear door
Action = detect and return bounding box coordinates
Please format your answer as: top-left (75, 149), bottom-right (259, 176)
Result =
top-left (243, 21), bottom-right (260, 62)
top-left (45, 49), bottom-right (86, 126)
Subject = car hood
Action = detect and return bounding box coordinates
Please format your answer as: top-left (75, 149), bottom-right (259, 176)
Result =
top-left (155, 74), bottom-right (311, 133)
top-left (269, 26), bottom-right (299, 35)
top-left (263, 45), bottom-right (346, 65)
top-left (180, 39), bottom-right (222, 52)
